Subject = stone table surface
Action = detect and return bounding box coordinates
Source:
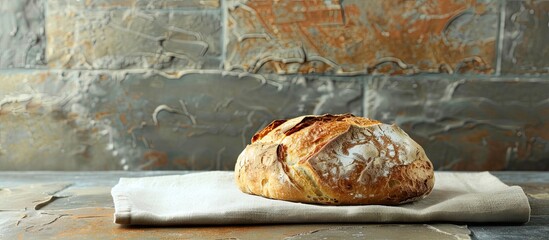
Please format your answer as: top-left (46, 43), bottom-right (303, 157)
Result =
top-left (0, 171), bottom-right (548, 240)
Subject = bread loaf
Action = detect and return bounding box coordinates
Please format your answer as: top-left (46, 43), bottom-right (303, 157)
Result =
top-left (234, 114), bottom-right (434, 205)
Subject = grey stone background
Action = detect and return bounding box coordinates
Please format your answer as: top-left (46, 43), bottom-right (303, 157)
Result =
top-left (0, 0), bottom-right (547, 171)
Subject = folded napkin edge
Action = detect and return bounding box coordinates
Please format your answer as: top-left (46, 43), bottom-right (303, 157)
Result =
top-left (111, 187), bottom-right (132, 225)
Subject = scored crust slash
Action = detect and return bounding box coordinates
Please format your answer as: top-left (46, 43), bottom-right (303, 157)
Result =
top-left (234, 113), bottom-right (435, 205)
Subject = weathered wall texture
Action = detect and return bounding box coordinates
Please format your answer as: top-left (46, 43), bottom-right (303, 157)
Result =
top-left (501, 0), bottom-right (549, 74)
top-left (366, 75), bottom-right (549, 170)
top-left (0, 0), bottom-right (548, 171)
top-left (0, 0), bottom-right (46, 68)
top-left (226, 0), bottom-right (498, 74)
top-left (46, 0), bottom-right (222, 70)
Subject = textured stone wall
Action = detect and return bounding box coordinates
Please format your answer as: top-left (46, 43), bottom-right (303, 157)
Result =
top-left (0, 0), bottom-right (548, 171)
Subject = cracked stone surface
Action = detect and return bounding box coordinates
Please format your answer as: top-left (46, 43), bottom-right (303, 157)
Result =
top-left (0, 208), bottom-right (113, 239)
top-left (41, 187), bottom-right (114, 210)
top-left (285, 224), bottom-right (471, 240)
top-left (0, 183), bottom-right (71, 211)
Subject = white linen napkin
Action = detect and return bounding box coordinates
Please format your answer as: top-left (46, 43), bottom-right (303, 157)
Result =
top-left (111, 171), bottom-right (530, 225)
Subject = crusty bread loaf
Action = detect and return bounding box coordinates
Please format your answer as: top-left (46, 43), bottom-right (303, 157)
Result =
top-left (234, 114), bottom-right (434, 205)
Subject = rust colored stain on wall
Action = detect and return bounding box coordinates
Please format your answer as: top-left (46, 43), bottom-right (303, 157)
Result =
top-left (226, 0), bottom-right (498, 74)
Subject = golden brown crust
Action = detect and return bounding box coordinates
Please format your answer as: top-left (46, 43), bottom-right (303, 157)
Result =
top-left (251, 119), bottom-right (287, 143)
top-left (235, 114), bottom-right (435, 205)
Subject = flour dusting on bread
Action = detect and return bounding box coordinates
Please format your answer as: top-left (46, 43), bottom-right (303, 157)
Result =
top-left (235, 114), bottom-right (434, 205)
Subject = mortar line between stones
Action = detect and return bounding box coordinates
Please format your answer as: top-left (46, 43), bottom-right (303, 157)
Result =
top-left (495, 0), bottom-right (506, 76)
top-left (69, 8), bottom-right (222, 14)
top-left (362, 76), bottom-right (369, 118)
top-left (220, 0), bottom-right (228, 70)
top-left (1, 69), bottom-right (549, 83)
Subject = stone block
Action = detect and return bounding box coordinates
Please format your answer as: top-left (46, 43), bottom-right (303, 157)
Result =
top-left (0, 0), bottom-right (46, 68)
top-left (0, 70), bottom-right (361, 170)
top-left (365, 75), bottom-right (549, 170)
top-left (501, 0), bottom-right (549, 74)
top-left (46, 1), bottom-right (222, 70)
top-left (0, 71), bottom-right (120, 170)
top-left (103, 71), bottom-right (362, 170)
top-left (225, 0), bottom-right (499, 75)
